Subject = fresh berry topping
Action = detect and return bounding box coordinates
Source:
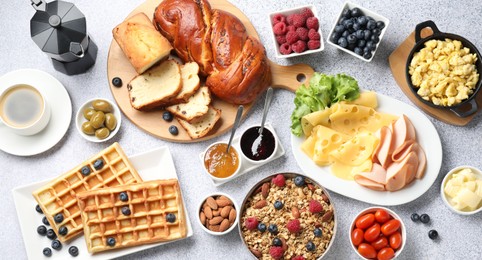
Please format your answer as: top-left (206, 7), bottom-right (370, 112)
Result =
top-left (43, 247), bottom-right (52, 257)
top-left (306, 241), bottom-right (316, 251)
top-left (308, 29), bottom-right (320, 40)
top-left (269, 246), bottom-right (284, 259)
top-left (268, 224), bottom-right (279, 234)
top-left (275, 35), bottom-right (287, 45)
top-left (279, 43), bottom-right (292, 55)
top-left (162, 111), bottom-right (174, 122)
top-left (274, 200), bottom-right (284, 210)
top-left (245, 217), bottom-right (259, 231)
top-left (420, 213), bottom-right (430, 223)
top-left (291, 14), bottom-right (306, 28)
top-left (166, 213), bottom-right (176, 223)
top-left (429, 229), bottom-right (438, 240)
top-left (112, 77), bottom-right (123, 87)
top-left (286, 219), bottom-right (301, 233)
top-left (59, 226), bottom-right (68, 236)
top-left (292, 256), bottom-right (305, 260)
top-left (294, 176), bottom-right (305, 186)
top-left (69, 246), bottom-right (79, 257)
top-left (306, 17), bottom-right (319, 30)
top-left (80, 165), bottom-right (91, 176)
top-left (272, 237), bottom-right (282, 246)
top-left (119, 192), bottom-right (129, 202)
top-left (287, 25), bottom-right (296, 32)
top-left (54, 213), bottom-right (64, 223)
top-left (35, 204), bottom-right (43, 214)
top-left (272, 174), bottom-right (286, 187)
top-left (169, 125), bottom-right (179, 135)
top-left (292, 40), bottom-right (307, 53)
top-left (285, 31), bottom-right (299, 45)
top-left (107, 237), bottom-right (116, 246)
top-left (257, 223), bottom-right (267, 232)
top-left (93, 159), bottom-right (104, 170)
top-left (121, 206), bottom-right (131, 216)
top-left (314, 227), bottom-right (323, 237)
top-left (300, 8), bottom-right (314, 19)
top-left (296, 27), bottom-right (309, 41)
top-left (272, 14), bottom-right (286, 24)
top-left (273, 22), bottom-right (288, 35)
top-left (309, 200), bottom-right (323, 213)
top-left (42, 216), bottom-right (50, 226)
top-left (46, 229), bottom-right (57, 240)
top-left (307, 40), bottom-right (321, 50)
top-left (411, 213), bottom-right (420, 222)
top-left (51, 239), bottom-right (62, 250)
top-left (37, 225), bottom-right (47, 236)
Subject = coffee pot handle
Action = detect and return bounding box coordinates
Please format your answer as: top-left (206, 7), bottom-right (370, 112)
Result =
top-left (70, 42), bottom-right (85, 58)
top-left (31, 0), bottom-right (46, 11)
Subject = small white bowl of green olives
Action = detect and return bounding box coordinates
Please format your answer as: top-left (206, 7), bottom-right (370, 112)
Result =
top-left (75, 98), bottom-right (121, 142)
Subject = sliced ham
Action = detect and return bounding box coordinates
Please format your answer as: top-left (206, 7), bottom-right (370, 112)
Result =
top-left (354, 175), bottom-right (386, 191)
top-left (391, 115), bottom-right (416, 153)
top-left (355, 163), bottom-right (387, 191)
top-left (392, 140), bottom-right (416, 162)
top-left (392, 141), bottom-right (427, 180)
top-left (385, 152), bottom-right (419, 191)
top-left (372, 126), bottom-right (394, 168)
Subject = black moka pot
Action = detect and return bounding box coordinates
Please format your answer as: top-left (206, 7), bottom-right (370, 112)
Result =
top-left (30, 0), bottom-right (97, 75)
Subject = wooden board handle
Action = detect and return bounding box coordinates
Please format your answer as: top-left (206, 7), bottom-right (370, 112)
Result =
top-left (270, 61), bottom-right (314, 92)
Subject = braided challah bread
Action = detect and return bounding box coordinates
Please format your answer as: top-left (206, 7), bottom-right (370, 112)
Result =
top-left (153, 0), bottom-right (271, 105)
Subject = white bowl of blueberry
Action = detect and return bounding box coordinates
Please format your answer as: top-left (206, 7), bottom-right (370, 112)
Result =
top-left (327, 2), bottom-right (389, 62)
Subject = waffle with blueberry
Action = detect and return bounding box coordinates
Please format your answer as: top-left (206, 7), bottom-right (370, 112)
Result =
top-left (32, 142), bottom-right (143, 242)
top-left (76, 179), bottom-right (187, 253)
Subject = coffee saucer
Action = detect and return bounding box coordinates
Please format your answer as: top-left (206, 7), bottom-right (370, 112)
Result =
top-left (0, 69), bottom-right (72, 156)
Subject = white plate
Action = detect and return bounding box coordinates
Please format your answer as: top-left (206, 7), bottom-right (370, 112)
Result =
top-left (291, 92), bottom-right (443, 205)
top-left (12, 146), bottom-right (193, 259)
top-left (0, 69), bottom-right (72, 156)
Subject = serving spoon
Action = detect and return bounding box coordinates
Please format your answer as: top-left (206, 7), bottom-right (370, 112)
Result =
top-left (258, 87), bottom-right (274, 136)
top-left (226, 105), bottom-right (244, 153)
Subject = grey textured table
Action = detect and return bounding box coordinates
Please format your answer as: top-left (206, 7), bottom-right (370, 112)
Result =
top-left (1, 0), bottom-right (482, 259)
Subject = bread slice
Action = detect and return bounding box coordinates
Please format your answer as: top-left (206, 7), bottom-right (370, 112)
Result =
top-left (113, 13), bottom-right (173, 74)
top-left (166, 86), bottom-right (211, 122)
top-left (127, 60), bottom-right (182, 111)
top-left (177, 106), bottom-right (221, 139)
top-left (168, 62), bottom-right (201, 104)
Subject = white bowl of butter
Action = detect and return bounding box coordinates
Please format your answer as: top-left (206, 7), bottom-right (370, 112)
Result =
top-left (441, 166), bottom-right (482, 215)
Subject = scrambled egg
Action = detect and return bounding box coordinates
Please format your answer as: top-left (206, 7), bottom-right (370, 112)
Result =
top-left (409, 39), bottom-right (479, 106)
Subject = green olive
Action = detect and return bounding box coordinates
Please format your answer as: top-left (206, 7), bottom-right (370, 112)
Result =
top-left (90, 111), bottom-right (105, 129)
top-left (92, 100), bottom-right (113, 113)
top-left (81, 122), bottom-right (95, 135)
top-left (105, 113), bottom-right (117, 131)
top-left (95, 127), bottom-right (110, 139)
top-left (83, 108), bottom-right (96, 120)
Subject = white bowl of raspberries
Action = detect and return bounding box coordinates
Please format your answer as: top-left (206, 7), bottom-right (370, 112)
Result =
top-left (269, 5), bottom-right (324, 58)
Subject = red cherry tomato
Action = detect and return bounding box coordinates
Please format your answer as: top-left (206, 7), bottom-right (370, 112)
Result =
top-left (381, 219), bottom-right (401, 236)
top-left (351, 228), bottom-right (364, 246)
top-left (377, 247), bottom-right (395, 260)
top-left (356, 213), bottom-right (375, 229)
top-left (363, 223), bottom-right (381, 242)
top-left (358, 243), bottom-right (377, 259)
top-left (371, 236), bottom-right (388, 251)
top-left (389, 232), bottom-right (402, 250)
top-left (375, 209), bottom-right (391, 224)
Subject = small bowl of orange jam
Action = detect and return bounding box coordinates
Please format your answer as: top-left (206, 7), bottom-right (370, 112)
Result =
top-left (203, 142), bottom-right (242, 182)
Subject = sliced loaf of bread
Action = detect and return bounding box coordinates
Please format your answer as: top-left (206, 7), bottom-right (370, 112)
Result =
top-left (168, 62), bottom-right (201, 104)
top-left (177, 106), bottom-right (221, 139)
top-left (166, 86), bottom-right (211, 122)
top-left (127, 59), bottom-right (181, 110)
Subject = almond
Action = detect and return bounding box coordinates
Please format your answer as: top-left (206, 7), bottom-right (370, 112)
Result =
top-left (261, 182), bottom-right (270, 198)
top-left (221, 206), bottom-right (232, 218)
top-left (250, 248), bottom-right (262, 258)
top-left (200, 211), bottom-right (206, 226)
top-left (254, 199), bottom-right (267, 209)
top-left (291, 206), bottom-right (300, 219)
top-left (280, 237), bottom-right (288, 251)
top-left (204, 206), bottom-right (213, 219)
top-left (213, 209), bottom-right (220, 217)
top-left (322, 210), bottom-right (333, 222)
top-left (219, 219), bottom-right (230, 232)
top-left (206, 196), bottom-right (218, 210)
top-left (229, 208), bottom-right (237, 223)
top-left (209, 216), bottom-right (224, 225)
top-left (307, 183), bottom-right (315, 191)
top-left (216, 198), bottom-right (232, 207)
top-left (208, 224), bottom-right (220, 232)
top-left (218, 195), bottom-right (231, 202)
top-left (321, 193), bottom-right (330, 203)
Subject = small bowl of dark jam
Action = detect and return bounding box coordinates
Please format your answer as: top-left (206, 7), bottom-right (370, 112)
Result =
top-left (240, 126), bottom-right (277, 164)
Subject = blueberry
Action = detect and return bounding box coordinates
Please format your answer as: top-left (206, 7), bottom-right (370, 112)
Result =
top-left (338, 17), bottom-right (347, 26)
top-left (428, 229), bottom-right (438, 240)
top-left (341, 30), bottom-right (350, 38)
top-left (342, 19), bottom-right (354, 30)
top-left (367, 20), bottom-right (377, 30)
top-left (294, 176), bottom-right (305, 187)
top-left (162, 111), bottom-right (174, 122)
top-left (257, 223), bottom-right (267, 232)
top-left (353, 22), bottom-right (361, 31)
top-left (166, 213), bottom-right (176, 223)
top-left (68, 246), bottom-right (79, 257)
top-left (347, 34), bottom-right (357, 44)
top-left (51, 240), bottom-right (62, 250)
top-left (376, 21), bottom-right (386, 29)
top-left (80, 165), bottom-right (91, 176)
top-left (357, 16), bottom-right (368, 26)
top-left (43, 247), bottom-right (52, 257)
top-left (372, 28), bottom-right (381, 36)
top-left (54, 213), bottom-right (64, 223)
top-left (338, 37), bottom-right (348, 48)
top-left (334, 25), bottom-right (345, 34)
top-left (355, 30), bottom-right (364, 40)
top-left (119, 192), bottom-right (129, 202)
top-left (351, 8), bottom-right (363, 17)
top-left (342, 8), bottom-right (351, 18)
top-left (169, 125), bottom-right (179, 136)
top-left (363, 47), bottom-right (370, 54)
top-left (121, 206), bottom-right (131, 216)
top-left (37, 225), bottom-right (47, 236)
top-left (366, 41), bottom-right (374, 50)
top-left (268, 224), bottom-right (278, 234)
top-left (93, 159), bottom-right (104, 170)
top-left (272, 237), bottom-right (282, 246)
top-left (274, 201), bottom-right (283, 210)
top-left (357, 39), bottom-right (366, 48)
top-left (35, 204), bottom-right (43, 214)
top-left (46, 229), bottom-right (57, 240)
top-left (112, 77), bottom-right (123, 87)
top-left (306, 241), bottom-right (316, 251)
top-left (364, 30), bottom-right (372, 41)
top-left (354, 47), bottom-right (363, 56)
top-left (330, 33), bottom-right (340, 44)
top-left (420, 213), bottom-right (430, 223)
top-left (314, 228), bottom-right (323, 237)
top-left (107, 237), bottom-right (116, 247)
top-left (371, 35), bottom-right (380, 44)
top-left (363, 52), bottom-right (372, 60)
top-left (59, 226), bottom-right (68, 236)
top-left (411, 213), bottom-right (420, 222)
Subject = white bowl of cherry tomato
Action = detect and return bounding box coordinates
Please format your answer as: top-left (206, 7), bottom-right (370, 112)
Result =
top-left (350, 207), bottom-right (406, 260)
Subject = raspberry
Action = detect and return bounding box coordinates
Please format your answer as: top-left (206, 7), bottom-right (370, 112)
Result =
top-left (269, 246), bottom-right (284, 259)
top-left (292, 256), bottom-right (305, 260)
top-left (279, 43), bottom-right (292, 55)
top-left (296, 27), bottom-right (309, 41)
top-left (307, 40), bottom-right (321, 50)
top-left (244, 217), bottom-right (258, 230)
top-left (285, 31), bottom-right (299, 44)
top-left (309, 199), bottom-right (323, 213)
top-left (272, 14), bottom-right (286, 24)
top-left (308, 28), bottom-right (320, 40)
top-left (286, 219), bottom-right (301, 233)
top-left (292, 14), bottom-right (306, 28)
top-left (291, 40), bottom-right (307, 53)
top-left (287, 25), bottom-right (296, 32)
top-left (300, 8), bottom-right (314, 19)
top-left (286, 14), bottom-right (295, 25)
top-left (306, 17), bottom-right (319, 30)
top-left (273, 22), bottom-right (287, 35)
top-left (276, 35), bottom-right (287, 45)
top-left (272, 174), bottom-right (286, 187)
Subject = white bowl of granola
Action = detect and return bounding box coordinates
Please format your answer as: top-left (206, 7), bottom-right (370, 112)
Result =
top-left (238, 173), bottom-right (337, 259)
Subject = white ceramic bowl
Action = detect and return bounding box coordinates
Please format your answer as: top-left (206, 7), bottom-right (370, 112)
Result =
top-left (349, 207), bottom-right (406, 259)
top-left (327, 1), bottom-right (390, 62)
top-left (268, 5), bottom-right (324, 58)
top-left (202, 141), bottom-right (242, 182)
top-left (441, 165), bottom-right (482, 215)
top-left (75, 98), bottom-right (121, 143)
top-left (197, 192), bottom-right (239, 236)
top-left (239, 125), bottom-right (279, 165)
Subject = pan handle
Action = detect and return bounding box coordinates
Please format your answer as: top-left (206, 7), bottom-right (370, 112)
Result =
top-left (450, 98), bottom-right (478, 118)
top-left (415, 20), bottom-right (441, 43)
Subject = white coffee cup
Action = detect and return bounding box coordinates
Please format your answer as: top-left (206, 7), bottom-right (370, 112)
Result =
top-left (0, 84), bottom-right (51, 136)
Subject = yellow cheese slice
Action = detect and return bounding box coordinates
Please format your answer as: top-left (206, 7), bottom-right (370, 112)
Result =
top-left (330, 132), bottom-right (379, 166)
top-left (343, 91), bottom-right (378, 108)
top-left (301, 107), bottom-right (332, 137)
top-left (310, 126), bottom-right (350, 166)
top-left (331, 158), bottom-right (373, 180)
top-left (301, 135), bottom-right (316, 158)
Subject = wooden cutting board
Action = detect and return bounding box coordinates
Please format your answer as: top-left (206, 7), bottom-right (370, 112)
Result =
top-left (107, 0), bottom-right (314, 142)
top-left (388, 29), bottom-right (482, 126)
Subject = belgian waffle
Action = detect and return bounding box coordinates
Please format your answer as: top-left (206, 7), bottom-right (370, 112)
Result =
top-left (32, 143), bottom-right (142, 242)
top-left (77, 179), bottom-right (187, 253)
